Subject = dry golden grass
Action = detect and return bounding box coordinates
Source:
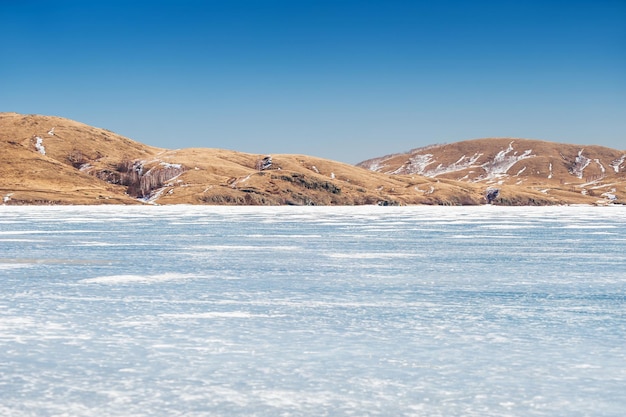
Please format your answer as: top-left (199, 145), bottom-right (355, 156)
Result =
top-left (359, 137), bottom-right (626, 205)
top-left (1, 113), bottom-right (623, 205)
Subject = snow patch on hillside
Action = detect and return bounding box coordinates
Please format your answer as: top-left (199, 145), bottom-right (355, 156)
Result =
top-left (426, 153), bottom-right (483, 177)
top-left (601, 192), bottom-right (617, 201)
top-left (610, 155), bottom-right (625, 173)
top-left (160, 162), bottom-right (182, 169)
top-left (548, 163), bottom-right (553, 179)
top-left (390, 154), bottom-right (435, 175)
top-left (231, 174), bottom-right (252, 188)
top-left (3, 193), bottom-right (13, 204)
top-left (481, 142), bottom-right (534, 179)
top-left (34, 137), bottom-right (45, 155)
top-left (397, 152), bottom-right (483, 177)
top-left (595, 159), bottom-right (605, 175)
top-left (570, 150), bottom-right (591, 179)
top-left (47, 127), bottom-right (55, 136)
top-left (360, 156), bottom-right (391, 172)
top-left (425, 152), bottom-right (483, 177)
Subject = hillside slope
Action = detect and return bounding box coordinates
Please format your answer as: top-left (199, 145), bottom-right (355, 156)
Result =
top-left (358, 138), bottom-right (626, 205)
top-left (1, 112), bottom-right (491, 206)
top-left (2, 113), bottom-right (621, 205)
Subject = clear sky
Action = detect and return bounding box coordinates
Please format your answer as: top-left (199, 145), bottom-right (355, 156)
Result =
top-left (2, 0), bottom-right (625, 163)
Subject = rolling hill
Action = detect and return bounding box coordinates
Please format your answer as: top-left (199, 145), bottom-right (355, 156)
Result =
top-left (358, 138), bottom-right (625, 205)
top-left (1, 113), bottom-right (623, 205)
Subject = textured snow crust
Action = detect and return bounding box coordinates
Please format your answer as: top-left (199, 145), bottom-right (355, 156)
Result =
top-left (1, 205), bottom-right (625, 416)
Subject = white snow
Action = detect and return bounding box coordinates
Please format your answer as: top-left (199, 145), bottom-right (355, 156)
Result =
top-left (311, 165), bottom-right (320, 174)
top-left (330, 172), bottom-right (335, 179)
top-left (481, 142), bottom-right (534, 179)
top-left (160, 162), bottom-right (182, 169)
top-left (595, 159), bottom-right (606, 175)
top-left (81, 273), bottom-right (199, 284)
top-left (570, 149), bottom-right (591, 179)
top-left (610, 155), bottom-right (625, 173)
top-left (141, 187), bottom-right (168, 204)
top-left (47, 127), bottom-right (55, 136)
top-left (548, 163), bottom-right (553, 179)
top-left (3, 193), bottom-right (13, 204)
top-left (364, 161), bottom-right (383, 171)
top-left (160, 312), bottom-right (276, 319)
top-left (230, 174), bottom-right (252, 188)
top-left (367, 143), bottom-right (536, 181)
top-left (390, 154), bottom-right (435, 175)
top-left (1, 206), bottom-right (626, 417)
top-left (361, 155), bottom-right (395, 172)
top-left (34, 137), bottom-right (45, 155)
top-left (411, 152), bottom-right (483, 177)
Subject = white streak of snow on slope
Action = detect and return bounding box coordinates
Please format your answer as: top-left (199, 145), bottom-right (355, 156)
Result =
top-left (481, 142), bottom-right (534, 179)
top-left (47, 127), bottom-right (55, 136)
top-left (390, 152), bottom-right (485, 177)
top-left (610, 155), bottom-right (625, 173)
top-left (595, 159), bottom-right (606, 175)
top-left (160, 162), bottom-right (182, 169)
top-left (570, 150), bottom-right (591, 179)
top-left (231, 174), bottom-right (252, 188)
top-left (391, 154), bottom-right (435, 175)
top-left (601, 192), bottom-right (617, 201)
top-left (3, 193), bottom-right (13, 204)
top-left (361, 155), bottom-right (396, 172)
top-left (35, 137), bottom-right (45, 155)
top-left (426, 153), bottom-right (484, 177)
top-left (365, 161), bottom-right (383, 171)
top-left (399, 152), bottom-right (482, 177)
top-left (548, 163), bottom-right (553, 179)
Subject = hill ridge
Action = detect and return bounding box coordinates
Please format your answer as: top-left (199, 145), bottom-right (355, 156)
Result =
top-left (1, 112), bottom-right (623, 205)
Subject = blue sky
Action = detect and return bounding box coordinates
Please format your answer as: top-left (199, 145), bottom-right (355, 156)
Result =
top-left (2, 0), bottom-right (624, 163)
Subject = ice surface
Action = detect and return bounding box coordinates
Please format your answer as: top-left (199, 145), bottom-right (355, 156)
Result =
top-left (0, 205), bottom-right (625, 416)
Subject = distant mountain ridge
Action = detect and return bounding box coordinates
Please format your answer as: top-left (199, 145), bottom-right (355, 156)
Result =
top-left (1, 112), bottom-right (623, 205)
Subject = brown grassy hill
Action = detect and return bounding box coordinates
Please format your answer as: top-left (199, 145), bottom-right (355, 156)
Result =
top-left (1, 112), bottom-right (494, 206)
top-left (358, 138), bottom-right (626, 205)
top-left (2, 113), bottom-right (620, 205)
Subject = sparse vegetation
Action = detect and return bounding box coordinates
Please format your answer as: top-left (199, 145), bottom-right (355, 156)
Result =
top-left (1, 113), bottom-right (624, 205)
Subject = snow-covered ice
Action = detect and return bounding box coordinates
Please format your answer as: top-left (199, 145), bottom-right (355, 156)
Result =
top-left (1, 205), bottom-right (625, 416)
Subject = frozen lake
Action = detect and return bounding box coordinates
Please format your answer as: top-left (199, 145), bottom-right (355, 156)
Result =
top-left (1, 205), bottom-right (625, 416)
